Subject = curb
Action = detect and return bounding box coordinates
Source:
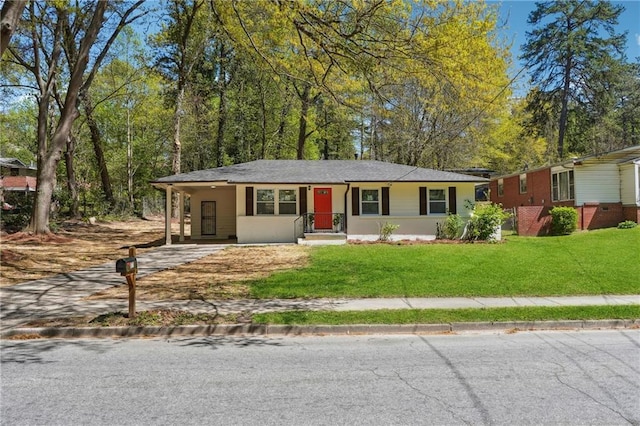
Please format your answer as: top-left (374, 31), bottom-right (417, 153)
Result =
top-left (1, 319), bottom-right (638, 340)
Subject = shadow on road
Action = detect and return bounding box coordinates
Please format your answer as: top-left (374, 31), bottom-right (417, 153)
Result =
top-left (176, 335), bottom-right (285, 350)
top-left (0, 339), bottom-right (125, 364)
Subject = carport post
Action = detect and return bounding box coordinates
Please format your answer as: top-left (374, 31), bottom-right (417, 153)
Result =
top-left (179, 191), bottom-right (185, 242)
top-left (165, 185), bottom-right (172, 245)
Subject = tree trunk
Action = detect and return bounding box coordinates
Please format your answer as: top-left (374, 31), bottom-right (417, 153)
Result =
top-left (28, 2), bottom-right (108, 234)
top-left (29, 94), bottom-right (53, 233)
top-left (557, 59), bottom-right (572, 159)
top-left (296, 84), bottom-right (311, 160)
top-left (215, 42), bottom-right (229, 167)
top-left (31, 151), bottom-right (60, 234)
top-left (0, 0), bottom-right (27, 57)
top-left (259, 81), bottom-right (267, 159)
top-left (64, 133), bottom-right (80, 218)
top-left (275, 100), bottom-right (290, 159)
top-left (127, 105), bottom-right (134, 210)
top-left (171, 85), bottom-right (184, 218)
top-left (82, 92), bottom-right (114, 206)
top-left (215, 84), bottom-right (227, 167)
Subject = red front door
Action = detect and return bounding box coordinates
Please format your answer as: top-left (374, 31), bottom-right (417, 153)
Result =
top-left (313, 188), bottom-right (332, 230)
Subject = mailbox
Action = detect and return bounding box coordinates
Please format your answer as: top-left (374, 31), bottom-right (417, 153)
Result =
top-left (116, 257), bottom-right (137, 276)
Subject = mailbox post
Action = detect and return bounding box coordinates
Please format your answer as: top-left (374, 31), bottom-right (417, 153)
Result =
top-left (116, 247), bottom-right (138, 318)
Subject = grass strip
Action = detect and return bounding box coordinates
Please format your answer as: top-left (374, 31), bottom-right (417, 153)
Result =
top-left (253, 305), bottom-right (640, 325)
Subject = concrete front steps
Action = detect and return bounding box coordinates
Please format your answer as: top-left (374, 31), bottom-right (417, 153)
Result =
top-left (298, 232), bottom-right (347, 246)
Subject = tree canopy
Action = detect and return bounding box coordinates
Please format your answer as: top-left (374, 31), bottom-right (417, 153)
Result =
top-left (0, 0), bottom-right (637, 231)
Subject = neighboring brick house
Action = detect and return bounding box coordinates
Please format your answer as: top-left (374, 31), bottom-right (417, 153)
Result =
top-left (0, 158), bottom-right (37, 209)
top-left (489, 145), bottom-right (640, 236)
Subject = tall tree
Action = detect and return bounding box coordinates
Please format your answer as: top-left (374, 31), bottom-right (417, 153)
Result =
top-left (152, 0), bottom-right (209, 216)
top-left (213, 0), bottom-right (511, 164)
top-left (520, 0), bottom-right (626, 159)
top-left (3, 1), bottom-right (144, 233)
top-left (0, 0), bottom-right (27, 57)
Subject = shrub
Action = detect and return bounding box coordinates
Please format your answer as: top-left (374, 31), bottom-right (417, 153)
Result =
top-left (0, 195), bottom-right (34, 232)
top-left (464, 202), bottom-right (510, 242)
top-left (438, 213), bottom-right (464, 240)
top-left (617, 220), bottom-right (637, 229)
top-left (378, 222), bottom-right (399, 241)
top-left (550, 206), bottom-right (578, 235)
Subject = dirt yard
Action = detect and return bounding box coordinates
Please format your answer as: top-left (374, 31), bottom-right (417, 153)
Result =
top-left (87, 245), bottom-right (308, 301)
top-left (1, 217), bottom-right (167, 286)
top-left (1, 217), bottom-right (309, 297)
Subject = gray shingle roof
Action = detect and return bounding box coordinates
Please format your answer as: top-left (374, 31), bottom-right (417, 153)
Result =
top-left (151, 160), bottom-right (488, 185)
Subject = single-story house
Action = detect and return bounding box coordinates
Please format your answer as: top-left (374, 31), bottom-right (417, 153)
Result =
top-left (151, 160), bottom-right (487, 244)
top-left (488, 145), bottom-right (640, 235)
top-left (0, 157), bottom-right (37, 209)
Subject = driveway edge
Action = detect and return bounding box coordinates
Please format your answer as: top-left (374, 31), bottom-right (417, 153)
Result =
top-left (1, 319), bottom-right (638, 339)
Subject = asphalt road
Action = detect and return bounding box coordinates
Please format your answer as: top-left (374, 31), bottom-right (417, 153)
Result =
top-left (1, 330), bottom-right (638, 425)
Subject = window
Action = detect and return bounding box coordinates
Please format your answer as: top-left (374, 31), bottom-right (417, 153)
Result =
top-left (256, 189), bottom-right (274, 215)
top-left (429, 189), bottom-right (446, 214)
top-left (361, 189), bottom-right (379, 215)
top-left (497, 179), bottom-right (504, 197)
top-left (278, 189), bottom-right (297, 215)
top-left (519, 174), bottom-right (527, 193)
top-left (256, 189), bottom-right (297, 215)
top-left (552, 170), bottom-right (574, 201)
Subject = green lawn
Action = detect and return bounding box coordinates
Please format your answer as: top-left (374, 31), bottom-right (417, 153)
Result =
top-left (250, 227), bottom-right (640, 298)
top-left (254, 305), bottom-right (640, 325)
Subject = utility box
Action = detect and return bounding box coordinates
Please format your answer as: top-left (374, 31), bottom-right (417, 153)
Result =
top-left (115, 257), bottom-right (137, 276)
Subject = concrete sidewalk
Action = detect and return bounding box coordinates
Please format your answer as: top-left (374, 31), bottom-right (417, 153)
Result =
top-left (1, 244), bottom-right (639, 333)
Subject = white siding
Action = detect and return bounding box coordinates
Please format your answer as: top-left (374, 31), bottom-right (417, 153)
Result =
top-left (620, 163), bottom-right (640, 206)
top-left (575, 163), bottom-right (621, 204)
top-left (237, 216), bottom-right (297, 243)
top-left (346, 182), bottom-right (476, 238)
top-left (235, 184), bottom-right (348, 243)
top-left (190, 186), bottom-right (236, 239)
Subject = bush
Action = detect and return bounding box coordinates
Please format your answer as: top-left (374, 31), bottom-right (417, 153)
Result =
top-left (438, 213), bottom-right (464, 240)
top-left (0, 195), bottom-right (34, 232)
top-left (550, 206), bottom-right (578, 235)
top-left (378, 222), bottom-right (399, 241)
top-left (464, 202), bottom-right (510, 242)
top-left (617, 220), bottom-right (637, 229)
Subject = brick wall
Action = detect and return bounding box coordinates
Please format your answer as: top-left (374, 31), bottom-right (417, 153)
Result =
top-left (516, 206), bottom-right (552, 236)
top-left (491, 169), bottom-right (560, 209)
top-left (623, 206), bottom-right (640, 223)
top-left (516, 203), bottom-right (630, 236)
top-left (581, 203), bottom-right (624, 230)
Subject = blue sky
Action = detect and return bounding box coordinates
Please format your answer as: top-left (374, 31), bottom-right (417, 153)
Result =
top-left (489, 0), bottom-right (640, 93)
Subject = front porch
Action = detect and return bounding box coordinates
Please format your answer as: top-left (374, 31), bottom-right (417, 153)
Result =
top-left (295, 212), bottom-right (347, 245)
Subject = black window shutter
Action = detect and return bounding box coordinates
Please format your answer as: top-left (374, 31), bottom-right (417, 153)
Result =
top-left (382, 186), bottom-right (390, 215)
top-left (352, 187), bottom-right (360, 216)
top-left (419, 187), bottom-right (427, 215)
top-left (246, 187), bottom-right (253, 216)
top-left (448, 187), bottom-right (457, 214)
top-left (299, 187), bottom-right (307, 215)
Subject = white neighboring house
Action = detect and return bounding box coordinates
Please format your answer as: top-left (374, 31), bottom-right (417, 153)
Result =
top-left (151, 160), bottom-right (487, 244)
